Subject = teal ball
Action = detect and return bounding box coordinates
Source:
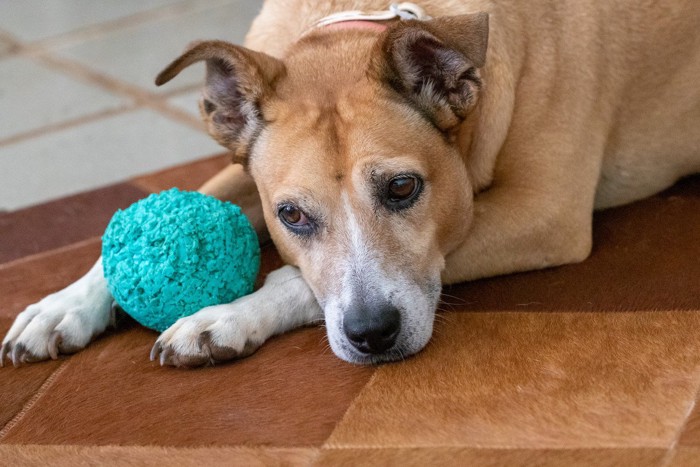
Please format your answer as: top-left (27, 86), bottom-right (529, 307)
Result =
top-left (101, 188), bottom-right (260, 332)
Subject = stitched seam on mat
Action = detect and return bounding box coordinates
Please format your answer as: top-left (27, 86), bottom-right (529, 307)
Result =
top-left (0, 237), bottom-right (101, 271)
top-left (660, 384), bottom-right (700, 467)
top-left (319, 445), bottom-right (669, 451)
top-left (0, 361), bottom-right (68, 440)
top-left (321, 369), bottom-right (381, 448)
top-left (306, 448), bottom-right (322, 467)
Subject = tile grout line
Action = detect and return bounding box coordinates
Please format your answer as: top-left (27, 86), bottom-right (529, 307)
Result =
top-left (33, 53), bottom-right (206, 132)
top-left (5, 1), bottom-right (216, 55)
top-left (0, 8), bottom-right (214, 146)
top-left (0, 105), bottom-right (136, 149)
top-left (1, 21), bottom-right (202, 98)
top-left (0, 29), bottom-right (18, 46)
top-left (0, 361), bottom-right (69, 441)
top-left (0, 0), bottom-right (246, 59)
top-left (157, 82), bottom-right (203, 99)
top-left (0, 26), bottom-right (206, 141)
top-left (0, 82), bottom-right (202, 148)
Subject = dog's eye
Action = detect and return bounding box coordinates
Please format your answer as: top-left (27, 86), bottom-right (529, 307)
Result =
top-left (388, 177), bottom-right (417, 200)
top-left (279, 204), bottom-right (306, 226)
top-left (278, 204), bottom-right (314, 234)
top-left (384, 175), bottom-right (423, 210)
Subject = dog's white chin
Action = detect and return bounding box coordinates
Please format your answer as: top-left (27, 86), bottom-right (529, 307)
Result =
top-left (324, 304), bottom-right (436, 365)
top-left (320, 274), bottom-right (441, 364)
top-left (328, 333), bottom-right (433, 365)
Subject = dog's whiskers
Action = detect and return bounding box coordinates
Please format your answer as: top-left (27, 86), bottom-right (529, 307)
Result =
top-left (434, 312), bottom-right (455, 324)
top-left (439, 291), bottom-right (467, 303)
top-left (316, 327), bottom-right (333, 355)
top-left (437, 303), bottom-right (457, 313)
top-left (320, 342), bottom-right (333, 355)
top-left (391, 347), bottom-right (406, 362)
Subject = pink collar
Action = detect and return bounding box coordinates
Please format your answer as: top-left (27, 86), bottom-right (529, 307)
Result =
top-left (305, 3), bottom-right (430, 36)
top-left (323, 20), bottom-right (389, 33)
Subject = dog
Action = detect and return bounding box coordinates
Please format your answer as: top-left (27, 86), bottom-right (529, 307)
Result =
top-left (3, 0), bottom-right (699, 367)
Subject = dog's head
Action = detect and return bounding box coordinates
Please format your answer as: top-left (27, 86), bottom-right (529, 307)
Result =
top-left (156, 14), bottom-right (489, 363)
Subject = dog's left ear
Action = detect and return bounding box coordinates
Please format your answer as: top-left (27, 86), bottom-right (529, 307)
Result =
top-left (373, 13), bottom-right (489, 132)
top-left (155, 41), bottom-right (285, 164)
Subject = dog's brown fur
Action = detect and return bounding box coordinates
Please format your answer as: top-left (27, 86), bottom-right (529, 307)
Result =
top-left (160, 0), bottom-right (700, 286)
top-left (4, 0), bottom-right (699, 368)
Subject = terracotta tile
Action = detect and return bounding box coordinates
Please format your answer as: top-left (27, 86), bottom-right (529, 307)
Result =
top-left (0, 319), bottom-right (64, 433)
top-left (326, 312), bottom-right (700, 449)
top-left (443, 175), bottom-right (700, 312)
top-left (0, 183), bottom-right (146, 264)
top-left (131, 153), bottom-right (231, 193)
top-left (0, 240), bottom-right (102, 320)
top-left (0, 322), bottom-right (374, 447)
top-left (316, 448), bottom-right (666, 467)
top-left (0, 445), bottom-right (317, 466)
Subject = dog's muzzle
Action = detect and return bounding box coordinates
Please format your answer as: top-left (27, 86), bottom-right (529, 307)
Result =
top-left (342, 302), bottom-right (401, 354)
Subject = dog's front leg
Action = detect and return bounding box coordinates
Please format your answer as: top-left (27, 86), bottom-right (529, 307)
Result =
top-left (2, 163), bottom-right (265, 366)
top-left (443, 138), bottom-right (602, 283)
top-left (197, 163), bottom-right (266, 238)
top-left (443, 189), bottom-right (593, 283)
top-left (1, 258), bottom-right (114, 367)
top-left (152, 166), bottom-right (322, 367)
top-left (150, 265), bottom-right (322, 367)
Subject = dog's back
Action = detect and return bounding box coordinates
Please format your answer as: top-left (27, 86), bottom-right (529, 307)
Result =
top-left (589, 0), bottom-right (700, 206)
top-left (246, 0), bottom-right (700, 209)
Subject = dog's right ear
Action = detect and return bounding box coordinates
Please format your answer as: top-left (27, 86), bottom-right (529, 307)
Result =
top-left (156, 41), bottom-right (285, 164)
top-left (372, 13), bottom-right (489, 133)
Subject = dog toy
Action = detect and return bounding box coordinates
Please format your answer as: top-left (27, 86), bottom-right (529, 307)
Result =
top-left (101, 188), bottom-right (260, 332)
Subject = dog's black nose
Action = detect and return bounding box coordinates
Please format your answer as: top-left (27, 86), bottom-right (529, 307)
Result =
top-left (343, 305), bottom-right (400, 354)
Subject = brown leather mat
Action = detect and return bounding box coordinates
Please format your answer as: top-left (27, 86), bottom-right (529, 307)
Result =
top-left (1, 155), bottom-right (698, 466)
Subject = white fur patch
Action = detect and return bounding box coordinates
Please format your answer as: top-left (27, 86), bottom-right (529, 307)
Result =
top-left (1, 258), bottom-right (113, 365)
top-left (153, 265), bottom-right (323, 365)
top-left (322, 192), bottom-right (440, 364)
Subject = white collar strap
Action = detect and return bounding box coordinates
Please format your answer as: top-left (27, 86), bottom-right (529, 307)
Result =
top-left (310, 2), bottom-right (431, 30)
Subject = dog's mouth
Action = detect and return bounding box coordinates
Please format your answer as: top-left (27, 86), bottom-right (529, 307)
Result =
top-left (329, 314), bottom-right (435, 365)
top-left (322, 279), bottom-right (441, 365)
top-left (334, 339), bottom-right (411, 365)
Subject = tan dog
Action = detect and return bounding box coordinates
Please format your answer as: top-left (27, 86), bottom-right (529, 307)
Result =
top-left (3, 0), bottom-right (699, 367)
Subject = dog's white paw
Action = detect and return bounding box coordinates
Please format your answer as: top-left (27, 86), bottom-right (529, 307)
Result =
top-left (150, 302), bottom-right (264, 368)
top-left (150, 266), bottom-right (324, 368)
top-left (1, 261), bottom-right (114, 367)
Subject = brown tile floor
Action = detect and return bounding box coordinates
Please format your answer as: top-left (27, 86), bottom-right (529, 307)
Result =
top-left (0, 184), bottom-right (146, 264)
top-left (0, 156), bottom-right (698, 466)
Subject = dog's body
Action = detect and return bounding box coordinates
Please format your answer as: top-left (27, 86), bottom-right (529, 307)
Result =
top-left (3, 0), bottom-right (699, 367)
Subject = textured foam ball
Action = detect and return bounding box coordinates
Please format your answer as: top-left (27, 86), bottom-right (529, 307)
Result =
top-left (102, 188), bottom-right (260, 332)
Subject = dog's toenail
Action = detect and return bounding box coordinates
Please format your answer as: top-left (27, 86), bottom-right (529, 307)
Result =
top-left (48, 331), bottom-right (62, 360)
top-left (149, 342), bottom-right (162, 361)
top-left (0, 342), bottom-right (10, 367)
top-left (11, 343), bottom-right (27, 368)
